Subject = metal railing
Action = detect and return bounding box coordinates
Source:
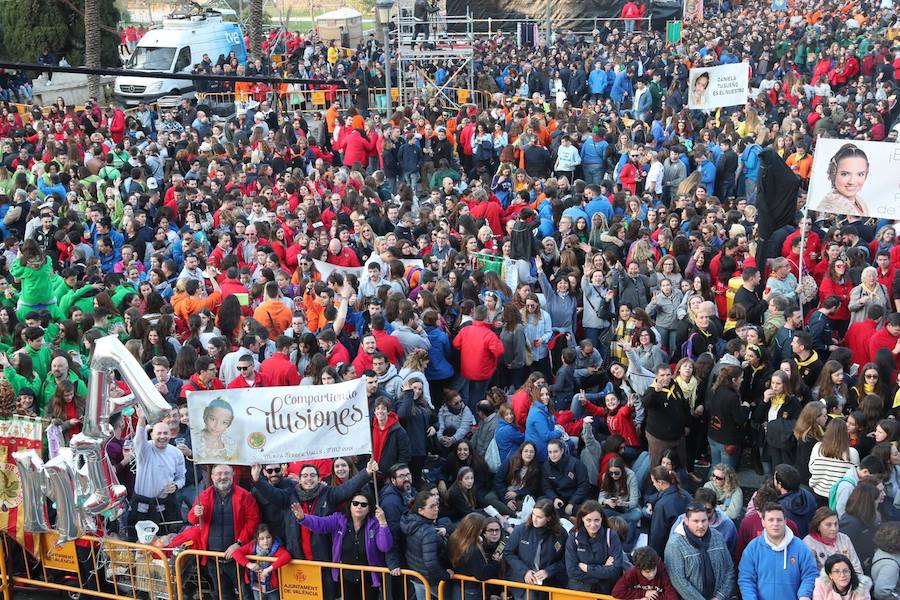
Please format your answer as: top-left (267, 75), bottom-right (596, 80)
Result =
top-left (0, 533), bottom-right (622, 600)
top-left (0, 533), bottom-right (176, 600)
top-left (174, 547), bottom-right (433, 600)
top-left (440, 573), bottom-right (617, 600)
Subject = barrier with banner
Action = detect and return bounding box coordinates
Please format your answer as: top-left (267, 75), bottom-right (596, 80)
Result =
top-left (2, 535), bottom-right (620, 600)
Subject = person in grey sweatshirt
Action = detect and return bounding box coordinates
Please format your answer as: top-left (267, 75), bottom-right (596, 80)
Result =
top-left (391, 308), bottom-right (431, 355)
top-left (534, 255), bottom-right (577, 342)
top-left (646, 278), bottom-right (684, 355)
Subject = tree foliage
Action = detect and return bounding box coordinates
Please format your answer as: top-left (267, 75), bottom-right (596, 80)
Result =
top-left (0, 0), bottom-right (121, 67)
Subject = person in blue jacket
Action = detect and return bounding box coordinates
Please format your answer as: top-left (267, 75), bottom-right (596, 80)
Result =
top-left (503, 498), bottom-right (569, 597)
top-left (647, 465), bottom-right (691, 556)
top-left (423, 309), bottom-right (456, 401)
top-left (580, 128), bottom-right (608, 186)
top-left (696, 151), bottom-right (717, 195)
top-left (495, 404), bottom-right (525, 464)
top-left (738, 502), bottom-right (818, 600)
top-left (524, 384), bottom-right (562, 462)
top-left (609, 66), bottom-right (633, 110)
top-left (738, 135), bottom-right (762, 204)
top-left (588, 62), bottom-right (608, 100)
top-left (564, 500), bottom-right (624, 594)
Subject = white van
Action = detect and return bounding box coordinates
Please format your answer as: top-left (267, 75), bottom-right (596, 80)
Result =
top-left (115, 8), bottom-right (247, 105)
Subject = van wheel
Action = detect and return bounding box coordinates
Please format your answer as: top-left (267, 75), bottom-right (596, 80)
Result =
top-left (170, 89), bottom-right (181, 96)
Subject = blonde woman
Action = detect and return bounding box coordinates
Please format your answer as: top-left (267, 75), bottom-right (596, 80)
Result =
top-left (703, 463), bottom-right (743, 520)
top-left (398, 348), bottom-right (433, 408)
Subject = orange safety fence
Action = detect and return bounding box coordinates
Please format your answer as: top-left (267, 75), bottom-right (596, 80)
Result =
top-left (174, 547), bottom-right (433, 600)
top-left (440, 573), bottom-right (617, 600)
top-left (0, 532), bottom-right (176, 600)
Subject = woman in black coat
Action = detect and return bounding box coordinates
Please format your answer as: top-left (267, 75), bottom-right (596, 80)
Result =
top-left (504, 499), bottom-right (568, 596)
top-left (447, 513), bottom-right (501, 600)
top-left (444, 467), bottom-right (490, 523)
top-left (706, 364), bottom-right (750, 474)
top-left (371, 398), bottom-right (411, 481)
top-left (401, 490), bottom-right (453, 597)
top-left (754, 369), bottom-right (803, 468)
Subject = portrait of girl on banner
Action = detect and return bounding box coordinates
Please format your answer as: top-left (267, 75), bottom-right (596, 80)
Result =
top-left (195, 397), bottom-right (239, 462)
top-left (815, 143), bottom-right (870, 217)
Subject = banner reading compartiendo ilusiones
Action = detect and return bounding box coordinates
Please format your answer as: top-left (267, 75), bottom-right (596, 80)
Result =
top-left (187, 378), bottom-right (371, 465)
top-left (687, 63), bottom-right (750, 110)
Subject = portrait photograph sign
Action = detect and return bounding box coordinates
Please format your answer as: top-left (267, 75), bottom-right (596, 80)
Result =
top-left (687, 63), bottom-right (750, 110)
top-left (807, 138), bottom-right (900, 219)
top-left (186, 378), bottom-right (371, 465)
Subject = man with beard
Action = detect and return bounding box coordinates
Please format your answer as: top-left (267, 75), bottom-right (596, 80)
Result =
top-left (250, 463), bottom-right (294, 542)
top-left (188, 464), bottom-right (260, 600)
top-left (253, 458), bottom-right (378, 560)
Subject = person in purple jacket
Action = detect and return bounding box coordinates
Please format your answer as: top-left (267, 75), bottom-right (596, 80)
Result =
top-left (291, 491), bottom-right (399, 600)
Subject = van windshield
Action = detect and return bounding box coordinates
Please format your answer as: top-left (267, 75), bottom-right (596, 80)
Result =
top-left (128, 47), bottom-right (176, 70)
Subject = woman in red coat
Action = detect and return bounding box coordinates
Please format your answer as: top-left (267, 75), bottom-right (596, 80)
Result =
top-left (818, 258), bottom-right (853, 335)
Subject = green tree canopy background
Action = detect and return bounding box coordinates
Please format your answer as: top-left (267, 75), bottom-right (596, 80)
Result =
top-left (0, 0), bottom-right (121, 68)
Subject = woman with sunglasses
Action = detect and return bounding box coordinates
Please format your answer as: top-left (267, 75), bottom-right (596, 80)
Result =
top-left (293, 492), bottom-right (397, 600)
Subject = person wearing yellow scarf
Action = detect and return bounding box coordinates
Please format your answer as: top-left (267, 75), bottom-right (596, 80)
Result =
top-left (762, 370), bottom-right (803, 468)
top-left (642, 365), bottom-right (691, 469)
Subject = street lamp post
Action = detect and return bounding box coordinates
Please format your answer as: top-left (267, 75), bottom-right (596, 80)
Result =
top-left (376, 0), bottom-right (394, 117)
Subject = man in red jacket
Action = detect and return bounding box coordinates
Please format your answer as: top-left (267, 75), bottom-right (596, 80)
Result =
top-left (452, 305), bottom-right (504, 411)
top-left (371, 315), bottom-right (404, 365)
top-left (845, 304), bottom-right (883, 367)
top-left (226, 355), bottom-right (271, 388)
top-left (180, 356), bottom-right (225, 399)
top-left (188, 464), bottom-right (260, 600)
top-left (258, 336), bottom-right (301, 386)
top-left (325, 238), bottom-right (360, 267)
top-left (869, 312), bottom-right (900, 374)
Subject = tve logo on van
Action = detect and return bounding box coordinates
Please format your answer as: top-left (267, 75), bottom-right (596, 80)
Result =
top-left (224, 30), bottom-right (241, 45)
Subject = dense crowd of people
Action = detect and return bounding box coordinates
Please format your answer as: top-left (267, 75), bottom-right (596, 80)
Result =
top-left (3, 0), bottom-right (900, 599)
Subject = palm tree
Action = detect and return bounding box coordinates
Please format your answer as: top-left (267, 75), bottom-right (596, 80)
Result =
top-left (84, 0), bottom-right (101, 98)
top-left (249, 0), bottom-right (263, 59)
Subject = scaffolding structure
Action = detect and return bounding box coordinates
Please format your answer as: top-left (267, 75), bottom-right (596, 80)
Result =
top-left (394, 3), bottom-right (475, 109)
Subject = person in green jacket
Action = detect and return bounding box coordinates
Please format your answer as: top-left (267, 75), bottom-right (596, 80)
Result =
top-left (58, 281), bottom-right (103, 317)
top-left (0, 353), bottom-right (44, 413)
top-left (9, 241), bottom-right (61, 321)
top-left (40, 353), bottom-right (88, 410)
top-left (20, 326), bottom-right (52, 381)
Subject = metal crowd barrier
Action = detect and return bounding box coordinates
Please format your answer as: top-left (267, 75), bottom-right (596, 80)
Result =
top-left (174, 548), bottom-right (433, 600)
top-left (0, 533), bottom-right (621, 600)
top-left (0, 532), bottom-right (176, 600)
top-left (440, 573), bottom-right (617, 600)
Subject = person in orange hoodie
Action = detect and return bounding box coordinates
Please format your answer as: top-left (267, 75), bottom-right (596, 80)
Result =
top-left (254, 281), bottom-right (293, 341)
top-left (171, 275), bottom-right (222, 324)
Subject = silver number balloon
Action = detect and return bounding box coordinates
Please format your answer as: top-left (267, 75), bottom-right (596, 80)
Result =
top-left (70, 433), bottom-right (127, 516)
top-left (11, 450), bottom-right (51, 533)
top-left (44, 450), bottom-right (82, 544)
top-left (83, 336), bottom-right (171, 439)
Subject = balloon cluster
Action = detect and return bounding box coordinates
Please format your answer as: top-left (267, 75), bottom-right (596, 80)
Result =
top-left (12, 336), bottom-right (171, 545)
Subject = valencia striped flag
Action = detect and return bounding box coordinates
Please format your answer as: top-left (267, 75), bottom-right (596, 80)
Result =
top-left (0, 415), bottom-right (43, 555)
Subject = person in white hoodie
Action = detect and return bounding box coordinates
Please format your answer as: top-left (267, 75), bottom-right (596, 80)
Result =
top-left (554, 135), bottom-right (581, 182)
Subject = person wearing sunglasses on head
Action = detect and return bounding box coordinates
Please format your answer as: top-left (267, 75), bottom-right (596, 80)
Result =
top-left (250, 463), bottom-right (294, 547)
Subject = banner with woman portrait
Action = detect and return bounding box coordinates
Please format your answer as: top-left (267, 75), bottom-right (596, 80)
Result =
top-left (807, 138), bottom-right (900, 219)
top-left (687, 63), bottom-right (750, 110)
